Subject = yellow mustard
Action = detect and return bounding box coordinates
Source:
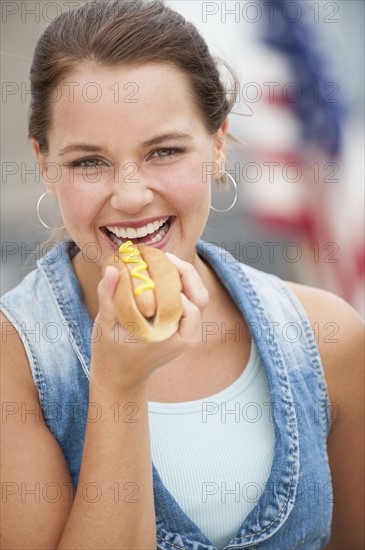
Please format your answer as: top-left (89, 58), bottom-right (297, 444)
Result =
top-left (119, 240), bottom-right (155, 296)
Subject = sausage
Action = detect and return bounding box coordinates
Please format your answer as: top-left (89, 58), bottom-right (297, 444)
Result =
top-left (117, 240), bottom-right (157, 319)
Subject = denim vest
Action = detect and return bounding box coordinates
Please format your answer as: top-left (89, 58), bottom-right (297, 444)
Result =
top-left (1, 240), bottom-right (332, 549)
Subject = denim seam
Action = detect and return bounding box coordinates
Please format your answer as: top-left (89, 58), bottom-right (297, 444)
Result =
top-left (228, 266), bottom-right (298, 543)
top-left (277, 281), bottom-right (331, 440)
top-left (0, 302), bottom-right (45, 404)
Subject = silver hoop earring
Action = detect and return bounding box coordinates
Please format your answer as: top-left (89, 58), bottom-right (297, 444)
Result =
top-left (210, 171), bottom-right (238, 213)
top-left (36, 191), bottom-right (66, 230)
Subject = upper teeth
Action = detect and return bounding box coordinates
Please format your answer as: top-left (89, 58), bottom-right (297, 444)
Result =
top-left (106, 217), bottom-right (169, 239)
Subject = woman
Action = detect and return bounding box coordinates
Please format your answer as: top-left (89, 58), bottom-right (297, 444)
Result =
top-left (1, 1), bottom-right (363, 548)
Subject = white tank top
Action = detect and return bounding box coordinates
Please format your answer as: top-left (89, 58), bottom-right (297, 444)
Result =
top-left (148, 341), bottom-right (275, 549)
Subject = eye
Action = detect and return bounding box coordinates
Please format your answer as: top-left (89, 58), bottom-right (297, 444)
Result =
top-left (67, 157), bottom-right (110, 168)
top-left (148, 147), bottom-right (185, 159)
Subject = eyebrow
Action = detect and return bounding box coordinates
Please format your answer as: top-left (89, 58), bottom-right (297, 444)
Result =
top-left (59, 144), bottom-right (105, 156)
top-left (142, 132), bottom-right (193, 147)
top-left (58, 132), bottom-right (193, 156)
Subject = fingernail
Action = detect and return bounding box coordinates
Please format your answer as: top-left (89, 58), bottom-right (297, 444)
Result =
top-left (165, 252), bottom-right (179, 260)
top-left (104, 265), bottom-right (114, 277)
top-left (180, 292), bottom-right (188, 304)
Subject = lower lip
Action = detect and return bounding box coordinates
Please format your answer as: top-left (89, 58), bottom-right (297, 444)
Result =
top-left (100, 217), bottom-right (175, 252)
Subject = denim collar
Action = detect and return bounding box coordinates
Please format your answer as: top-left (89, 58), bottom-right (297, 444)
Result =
top-left (39, 240), bottom-right (300, 549)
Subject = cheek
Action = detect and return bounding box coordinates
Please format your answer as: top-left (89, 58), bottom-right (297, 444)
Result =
top-left (54, 178), bottom-right (105, 227)
top-left (157, 159), bottom-right (211, 210)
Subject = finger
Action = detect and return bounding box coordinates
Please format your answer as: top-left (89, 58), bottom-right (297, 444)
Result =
top-left (103, 265), bottom-right (120, 295)
top-left (97, 265), bottom-right (120, 322)
top-left (165, 252), bottom-right (209, 310)
top-left (176, 292), bottom-right (202, 345)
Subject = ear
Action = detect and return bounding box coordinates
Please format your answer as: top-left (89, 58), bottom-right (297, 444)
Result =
top-left (212, 118), bottom-right (229, 178)
top-left (31, 138), bottom-right (57, 196)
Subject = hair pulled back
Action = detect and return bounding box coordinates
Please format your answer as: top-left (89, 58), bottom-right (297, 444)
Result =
top-left (28, 0), bottom-right (239, 154)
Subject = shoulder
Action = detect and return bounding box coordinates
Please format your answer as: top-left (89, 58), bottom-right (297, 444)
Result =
top-left (284, 280), bottom-right (363, 323)
top-left (284, 279), bottom-right (364, 335)
top-left (284, 281), bottom-right (364, 403)
top-left (287, 282), bottom-right (364, 396)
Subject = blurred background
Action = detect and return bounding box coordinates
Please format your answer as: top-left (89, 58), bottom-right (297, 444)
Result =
top-left (1, 0), bottom-right (364, 316)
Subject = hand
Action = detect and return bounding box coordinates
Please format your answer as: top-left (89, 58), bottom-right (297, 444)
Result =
top-left (89, 252), bottom-right (209, 393)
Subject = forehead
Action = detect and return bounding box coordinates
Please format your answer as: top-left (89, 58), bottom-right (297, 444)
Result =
top-left (49, 62), bottom-right (202, 146)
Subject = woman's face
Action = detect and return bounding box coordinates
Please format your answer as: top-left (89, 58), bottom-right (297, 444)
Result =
top-left (33, 62), bottom-right (227, 267)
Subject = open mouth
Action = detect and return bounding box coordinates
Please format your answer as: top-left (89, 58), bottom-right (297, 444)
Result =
top-left (101, 216), bottom-right (174, 248)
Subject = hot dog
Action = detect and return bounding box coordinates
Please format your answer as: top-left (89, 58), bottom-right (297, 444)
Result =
top-left (103, 240), bottom-right (183, 342)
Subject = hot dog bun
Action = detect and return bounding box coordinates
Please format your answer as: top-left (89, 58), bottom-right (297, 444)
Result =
top-left (103, 241), bottom-right (183, 342)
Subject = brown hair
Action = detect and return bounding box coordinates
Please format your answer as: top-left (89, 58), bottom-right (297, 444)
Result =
top-left (28, 0), bottom-right (240, 243)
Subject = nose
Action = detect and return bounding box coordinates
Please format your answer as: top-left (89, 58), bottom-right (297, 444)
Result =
top-left (110, 164), bottom-right (154, 213)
